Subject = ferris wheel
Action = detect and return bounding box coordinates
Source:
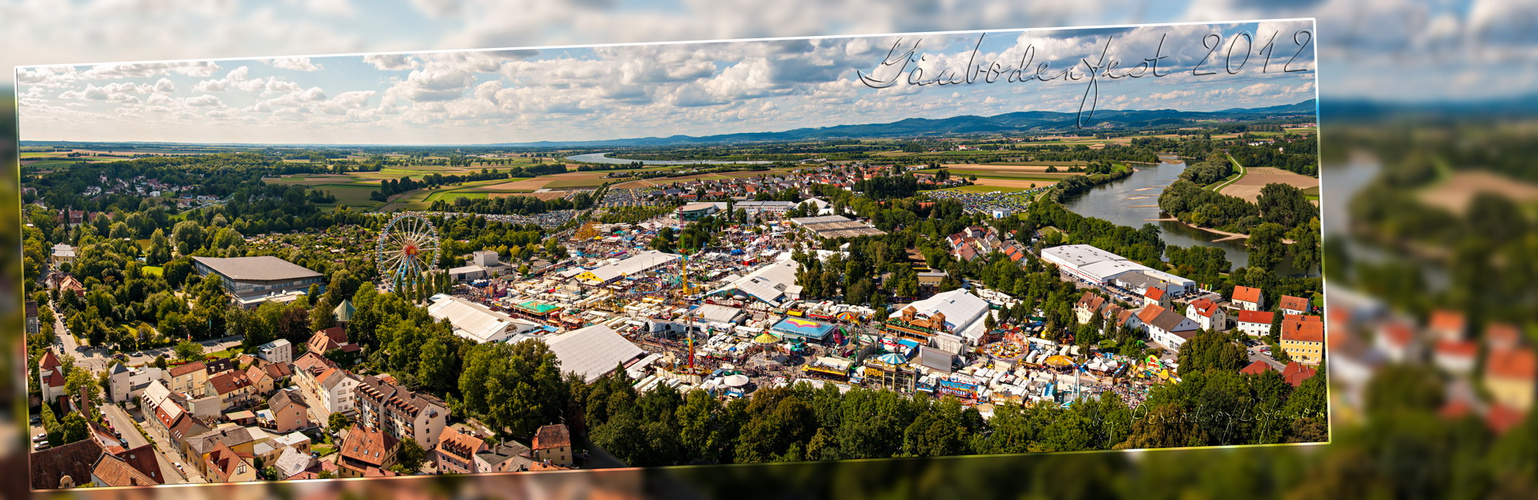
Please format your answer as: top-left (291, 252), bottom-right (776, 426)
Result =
top-left (376, 213), bottom-right (441, 291)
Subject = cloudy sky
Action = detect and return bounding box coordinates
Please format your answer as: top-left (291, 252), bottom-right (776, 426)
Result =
top-left (15, 21), bottom-right (1315, 145)
top-left (4, 0), bottom-right (1536, 142)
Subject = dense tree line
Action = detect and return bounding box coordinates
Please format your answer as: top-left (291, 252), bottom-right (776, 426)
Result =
top-left (1158, 180), bottom-right (1260, 233)
top-left (854, 174), bottom-right (919, 199)
top-left (581, 350), bottom-right (1325, 467)
top-left (1053, 166), bottom-right (1135, 202)
top-left (1178, 154), bottom-right (1236, 186)
top-left (426, 191), bottom-right (596, 215)
top-left (1227, 136), bottom-right (1319, 176)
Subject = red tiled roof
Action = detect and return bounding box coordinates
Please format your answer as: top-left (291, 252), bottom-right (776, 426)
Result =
top-left (1189, 298), bottom-right (1220, 318)
top-left (340, 426), bottom-right (397, 468)
top-left (208, 371), bottom-right (250, 395)
top-left (1280, 362), bottom-right (1317, 387)
top-left (205, 442), bottom-right (249, 482)
top-left (437, 426), bottom-right (486, 462)
top-left (30, 438), bottom-right (105, 489)
top-left (1427, 309), bottom-right (1465, 334)
top-left (1137, 304), bottom-right (1165, 324)
top-left (533, 424), bottom-right (571, 450)
top-left (1281, 315), bottom-right (1324, 343)
top-left (92, 451), bottom-right (161, 487)
top-left (168, 361), bottom-right (207, 377)
top-left (1486, 323), bottom-right (1522, 349)
top-left (1278, 295), bottom-right (1310, 312)
top-left (1485, 348), bottom-right (1536, 381)
top-left (1239, 360), bottom-right (1273, 375)
top-left (1434, 339), bottom-right (1479, 359)
top-left (1379, 322), bottom-right (1414, 347)
top-left (39, 349), bottom-right (61, 372)
top-left (1487, 404), bottom-right (1525, 434)
top-left (1232, 286), bottom-right (1262, 304)
top-left (1439, 399), bottom-right (1473, 420)
top-left (1144, 287), bottom-right (1164, 300)
top-left (1236, 310), bottom-right (1274, 324)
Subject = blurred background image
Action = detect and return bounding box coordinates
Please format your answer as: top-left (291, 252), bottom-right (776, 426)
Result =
top-left (2, 1), bottom-right (1536, 499)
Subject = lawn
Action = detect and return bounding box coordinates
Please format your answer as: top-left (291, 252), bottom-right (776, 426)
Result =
top-left (423, 190), bottom-right (490, 202)
top-left (141, 266), bottom-right (163, 277)
top-left (313, 184), bottom-right (384, 206)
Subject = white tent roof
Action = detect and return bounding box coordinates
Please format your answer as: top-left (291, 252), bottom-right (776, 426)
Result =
top-left (545, 324), bottom-right (645, 384)
top-left (427, 296), bottom-right (518, 343)
top-left (893, 289), bottom-right (990, 335)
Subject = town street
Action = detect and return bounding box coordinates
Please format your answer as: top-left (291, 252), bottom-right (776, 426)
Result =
top-left (101, 403), bottom-right (193, 484)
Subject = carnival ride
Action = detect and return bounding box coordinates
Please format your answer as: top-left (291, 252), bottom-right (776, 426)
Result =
top-left (376, 213), bottom-right (441, 292)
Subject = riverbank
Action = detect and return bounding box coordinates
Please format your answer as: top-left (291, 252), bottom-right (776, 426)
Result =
top-left (1166, 215), bottom-right (1297, 245)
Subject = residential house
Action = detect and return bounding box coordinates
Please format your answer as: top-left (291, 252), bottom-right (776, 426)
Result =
top-left (254, 431), bottom-right (312, 465)
top-left (475, 441), bottom-right (534, 473)
top-left (1137, 304), bottom-right (1199, 351)
top-left (254, 339), bottom-right (293, 365)
top-left (1232, 285), bottom-right (1263, 311)
top-left (1375, 321), bottom-right (1420, 363)
top-left (273, 446), bottom-right (315, 480)
top-left (204, 442), bottom-right (256, 483)
top-left (337, 426), bottom-right (398, 478)
top-left (205, 371), bottom-right (255, 411)
top-left (182, 426), bottom-right (267, 477)
top-left (1100, 304), bottom-right (1139, 332)
top-left (1142, 287), bottom-right (1168, 308)
top-left (244, 365), bottom-right (276, 398)
top-left (435, 426), bottom-right (487, 475)
top-left (29, 438), bottom-right (105, 489)
top-left (1433, 338), bottom-right (1479, 374)
top-left (355, 375), bottom-right (449, 450)
top-left (1280, 315), bottom-right (1325, 365)
top-left (1484, 345), bottom-right (1535, 411)
top-left (37, 350), bottom-right (68, 406)
top-left (532, 424), bottom-right (573, 467)
top-left (165, 361), bottom-right (209, 398)
top-left (1185, 298), bottom-right (1227, 332)
top-left (1239, 360), bottom-right (1272, 376)
top-left (26, 300), bottom-right (39, 334)
top-left (90, 445), bottom-right (164, 487)
top-left (1073, 291), bottom-right (1106, 325)
top-left (52, 243), bottom-right (77, 266)
top-left (1278, 295), bottom-right (1311, 316)
top-left (1280, 362), bottom-right (1319, 387)
top-left (56, 275), bottom-right (86, 297)
top-left (306, 326), bottom-right (354, 354)
top-left (293, 352), bottom-right (359, 421)
top-left (265, 388), bottom-right (311, 434)
top-left (1236, 310), bottom-right (1275, 338)
top-left (1427, 309), bottom-right (1467, 341)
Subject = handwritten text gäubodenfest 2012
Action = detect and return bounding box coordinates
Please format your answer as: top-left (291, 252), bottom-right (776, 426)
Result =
top-left (856, 29), bottom-right (1314, 128)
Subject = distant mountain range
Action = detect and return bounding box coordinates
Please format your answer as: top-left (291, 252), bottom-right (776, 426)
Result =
top-left (491, 99), bottom-right (1316, 148)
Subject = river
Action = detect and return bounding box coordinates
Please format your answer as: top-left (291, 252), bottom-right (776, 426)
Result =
top-left (1061, 157), bottom-right (1319, 277)
top-left (565, 152), bottom-right (774, 166)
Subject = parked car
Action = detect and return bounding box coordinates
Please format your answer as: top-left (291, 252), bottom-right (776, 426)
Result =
top-left (33, 433), bottom-right (47, 442)
top-left (33, 442), bottom-right (49, 451)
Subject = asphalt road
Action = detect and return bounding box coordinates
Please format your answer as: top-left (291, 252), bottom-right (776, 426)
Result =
top-left (49, 303), bottom-right (243, 375)
top-left (52, 309), bottom-right (107, 374)
top-left (102, 403), bottom-right (190, 485)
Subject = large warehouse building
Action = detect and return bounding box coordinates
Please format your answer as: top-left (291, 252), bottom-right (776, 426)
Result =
top-left (1040, 244), bottom-right (1195, 294)
top-left (191, 256), bottom-right (325, 307)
